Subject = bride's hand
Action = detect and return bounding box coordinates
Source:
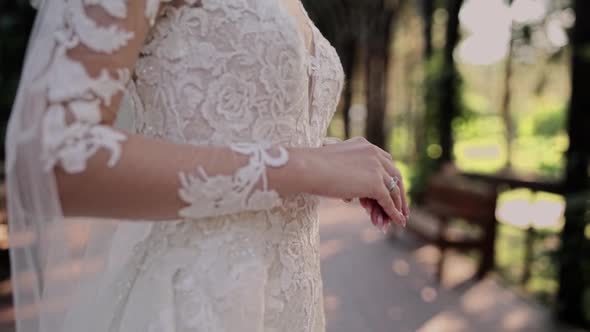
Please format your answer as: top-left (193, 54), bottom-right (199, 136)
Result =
top-left (295, 137), bottom-right (409, 227)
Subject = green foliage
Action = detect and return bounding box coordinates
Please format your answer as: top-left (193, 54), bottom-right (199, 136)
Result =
top-left (520, 103), bottom-right (567, 138)
top-left (410, 50), bottom-right (466, 201)
top-left (448, 94), bottom-right (568, 179)
top-left (462, 90), bottom-right (491, 115)
top-left (409, 53), bottom-right (444, 201)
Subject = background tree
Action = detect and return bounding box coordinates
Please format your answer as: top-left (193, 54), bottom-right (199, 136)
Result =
top-left (410, 0), bottom-right (464, 201)
top-left (303, 0), bottom-right (402, 147)
top-left (0, 1), bottom-right (35, 161)
top-left (0, 0), bottom-right (35, 278)
top-left (557, 0), bottom-right (590, 326)
top-left (438, 0), bottom-right (464, 163)
top-left (363, 0), bottom-right (399, 149)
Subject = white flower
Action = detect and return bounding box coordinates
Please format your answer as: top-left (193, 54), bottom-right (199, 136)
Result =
top-left (202, 73), bottom-right (257, 132)
top-left (260, 48), bottom-right (302, 106)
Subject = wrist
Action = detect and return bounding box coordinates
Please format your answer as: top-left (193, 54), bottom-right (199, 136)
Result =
top-left (286, 147), bottom-right (322, 196)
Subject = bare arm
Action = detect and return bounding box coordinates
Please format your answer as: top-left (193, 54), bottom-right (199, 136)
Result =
top-left (56, 133), bottom-right (311, 220)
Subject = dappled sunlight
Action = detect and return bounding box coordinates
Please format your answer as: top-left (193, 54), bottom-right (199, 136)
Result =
top-left (360, 227), bottom-right (382, 244)
top-left (511, 0), bottom-right (546, 24)
top-left (458, 0), bottom-right (567, 65)
top-left (320, 239), bottom-right (344, 260)
top-left (496, 190), bottom-right (565, 229)
top-left (392, 258), bottom-right (410, 276)
top-left (502, 307), bottom-right (534, 331)
top-left (418, 312), bottom-right (470, 332)
top-left (460, 283), bottom-right (497, 315)
top-left (323, 294), bottom-right (340, 313)
top-left (317, 198), bottom-right (577, 332)
top-left (459, 0), bottom-right (511, 65)
top-left (439, 254), bottom-right (477, 289)
top-left (421, 287), bottom-right (438, 303)
top-left (416, 279), bottom-right (558, 332)
top-left (413, 245), bottom-right (441, 267)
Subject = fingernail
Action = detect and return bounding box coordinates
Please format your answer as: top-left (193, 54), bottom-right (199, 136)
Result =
top-left (377, 214), bottom-right (383, 227)
top-left (398, 212), bottom-right (407, 228)
top-left (381, 223), bottom-right (390, 234)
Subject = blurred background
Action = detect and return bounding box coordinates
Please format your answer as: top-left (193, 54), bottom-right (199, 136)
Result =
top-left (0, 0), bottom-right (589, 331)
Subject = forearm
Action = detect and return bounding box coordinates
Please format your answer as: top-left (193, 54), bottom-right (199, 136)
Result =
top-left (56, 131), bottom-right (311, 220)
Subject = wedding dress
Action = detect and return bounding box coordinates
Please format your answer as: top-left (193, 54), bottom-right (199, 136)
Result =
top-left (5, 0), bottom-right (344, 331)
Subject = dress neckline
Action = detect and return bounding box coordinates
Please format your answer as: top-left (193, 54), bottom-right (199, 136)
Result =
top-left (278, 0), bottom-right (317, 64)
top-left (295, 1), bottom-right (317, 61)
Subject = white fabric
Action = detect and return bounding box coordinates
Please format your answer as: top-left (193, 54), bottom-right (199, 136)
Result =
top-left (6, 0), bottom-right (344, 331)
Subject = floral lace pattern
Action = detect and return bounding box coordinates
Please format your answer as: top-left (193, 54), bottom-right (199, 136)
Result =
top-left (35, 0), bottom-right (344, 330)
top-left (121, 1), bottom-right (343, 330)
top-left (37, 0), bottom-right (170, 173)
top-left (178, 142), bottom-right (289, 219)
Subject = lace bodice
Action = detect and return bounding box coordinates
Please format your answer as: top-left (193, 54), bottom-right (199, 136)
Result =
top-left (113, 2), bottom-right (344, 330)
top-left (131, 1), bottom-right (343, 148)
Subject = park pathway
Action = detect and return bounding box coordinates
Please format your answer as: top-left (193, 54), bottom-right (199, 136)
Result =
top-left (318, 198), bottom-right (585, 332)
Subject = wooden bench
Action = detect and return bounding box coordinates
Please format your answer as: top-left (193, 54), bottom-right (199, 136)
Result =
top-left (406, 171), bottom-right (498, 282)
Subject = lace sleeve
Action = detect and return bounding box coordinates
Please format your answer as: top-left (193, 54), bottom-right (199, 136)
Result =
top-left (12, 0), bottom-right (294, 221)
top-left (40, 0), bottom-right (159, 173)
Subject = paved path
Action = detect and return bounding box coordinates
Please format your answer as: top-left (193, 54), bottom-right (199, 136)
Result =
top-left (318, 199), bottom-right (585, 332)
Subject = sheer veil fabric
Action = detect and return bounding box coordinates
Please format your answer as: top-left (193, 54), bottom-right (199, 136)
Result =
top-left (6, 0), bottom-right (344, 331)
top-left (6, 2), bottom-right (150, 331)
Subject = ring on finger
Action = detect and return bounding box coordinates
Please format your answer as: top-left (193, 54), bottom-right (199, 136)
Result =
top-left (386, 176), bottom-right (400, 192)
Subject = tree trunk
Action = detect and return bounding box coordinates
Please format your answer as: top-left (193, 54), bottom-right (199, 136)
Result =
top-left (438, 0), bottom-right (464, 163)
top-left (421, 0), bottom-right (435, 59)
top-left (338, 39), bottom-right (356, 139)
top-left (557, 0), bottom-right (590, 326)
top-left (365, 9), bottom-right (394, 149)
top-left (501, 0), bottom-right (515, 169)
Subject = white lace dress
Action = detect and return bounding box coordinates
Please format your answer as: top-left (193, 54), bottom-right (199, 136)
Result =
top-left (7, 0), bottom-right (344, 331)
top-left (41, 1), bottom-right (344, 331)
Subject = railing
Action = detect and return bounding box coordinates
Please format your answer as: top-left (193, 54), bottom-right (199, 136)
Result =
top-left (462, 170), bottom-right (565, 286)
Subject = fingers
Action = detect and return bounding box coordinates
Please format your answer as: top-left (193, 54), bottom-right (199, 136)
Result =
top-left (379, 154), bottom-right (410, 217)
top-left (375, 188), bottom-right (405, 227)
top-left (371, 203), bottom-right (382, 227)
top-left (390, 184), bottom-right (403, 213)
top-left (382, 172), bottom-right (403, 212)
top-left (397, 175), bottom-right (410, 217)
top-left (360, 197), bottom-right (371, 210)
top-left (361, 198), bottom-right (394, 232)
top-left (360, 198), bottom-right (377, 226)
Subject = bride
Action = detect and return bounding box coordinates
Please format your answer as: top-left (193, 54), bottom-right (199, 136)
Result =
top-left (6, 0), bottom-right (409, 331)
